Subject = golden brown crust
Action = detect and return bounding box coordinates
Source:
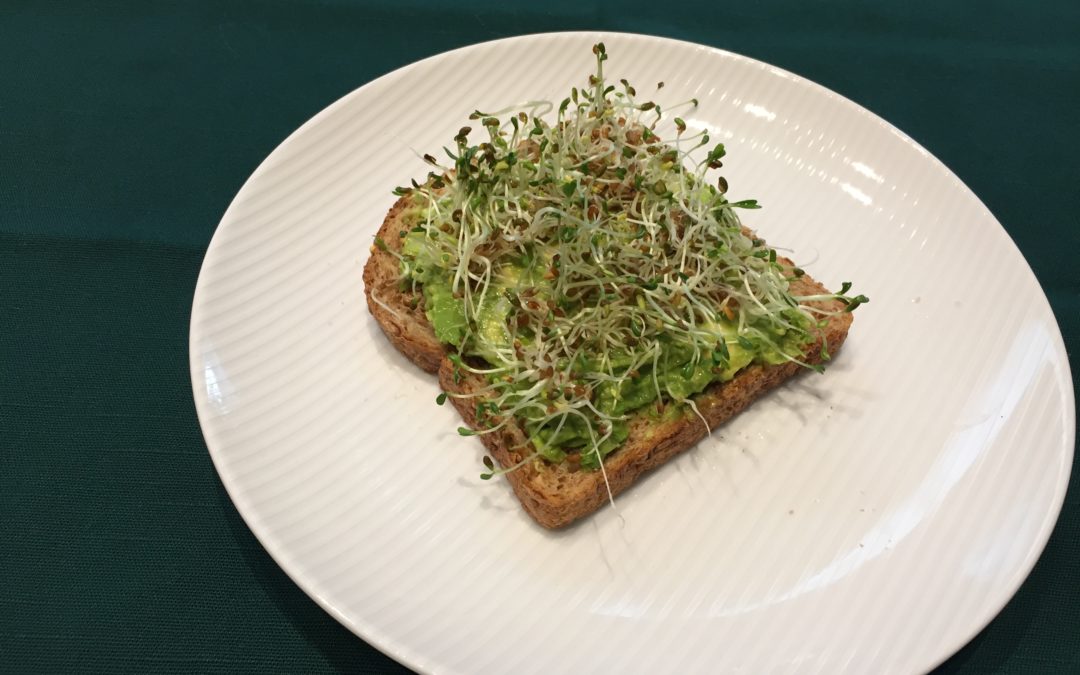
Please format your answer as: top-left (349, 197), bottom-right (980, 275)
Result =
top-left (363, 198), bottom-right (855, 529)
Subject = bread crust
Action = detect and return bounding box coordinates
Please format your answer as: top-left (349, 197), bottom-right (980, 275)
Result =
top-left (361, 196), bottom-right (443, 373)
top-left (363, 195), bottom-right (853, 528)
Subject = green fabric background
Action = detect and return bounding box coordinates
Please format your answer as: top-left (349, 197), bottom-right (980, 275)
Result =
top-left (2, 1), bottom-right (1077, 672)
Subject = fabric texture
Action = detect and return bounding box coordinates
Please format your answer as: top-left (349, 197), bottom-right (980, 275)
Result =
top-left (2, 1), bottom-right (1077, 672)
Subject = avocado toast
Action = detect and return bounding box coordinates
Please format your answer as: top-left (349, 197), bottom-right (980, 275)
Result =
top-left (363, 44), bottom-right (863, 528)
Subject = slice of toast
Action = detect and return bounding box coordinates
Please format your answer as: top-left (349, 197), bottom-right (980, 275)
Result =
top-left (363, 195), bottom-right (853, 528)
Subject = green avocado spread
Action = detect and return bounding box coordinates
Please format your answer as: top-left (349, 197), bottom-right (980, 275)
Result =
top-left (402, 228), bottom-right (814, 470)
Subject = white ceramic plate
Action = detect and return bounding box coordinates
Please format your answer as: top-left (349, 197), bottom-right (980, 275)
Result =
top-left (190, 32), bottom-right (1074, 674)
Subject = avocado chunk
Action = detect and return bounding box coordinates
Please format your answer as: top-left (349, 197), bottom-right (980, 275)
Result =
top-left (423, 278), bottom-right (466, 346)
top-left (473, 291), bottom-right (513, 364)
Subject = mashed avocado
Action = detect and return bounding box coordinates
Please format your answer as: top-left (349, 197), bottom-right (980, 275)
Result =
top-left (404, 244), bottom-right (812, 469)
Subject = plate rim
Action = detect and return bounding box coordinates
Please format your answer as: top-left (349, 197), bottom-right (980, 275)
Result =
top-left (189, 30), bottom-right (1075, 674)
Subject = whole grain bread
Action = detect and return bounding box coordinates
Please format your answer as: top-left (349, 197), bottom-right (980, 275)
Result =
top-left (363, 194), bottom-right (853, 528)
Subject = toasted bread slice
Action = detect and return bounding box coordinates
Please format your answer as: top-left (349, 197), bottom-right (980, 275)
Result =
top-left (364, 195), bottom-right (853, 528)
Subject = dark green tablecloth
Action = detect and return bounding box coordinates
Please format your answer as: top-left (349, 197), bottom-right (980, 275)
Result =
top-left (3, 1), bottom-right (1077, 672)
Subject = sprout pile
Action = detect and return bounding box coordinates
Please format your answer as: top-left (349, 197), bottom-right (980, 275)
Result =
top-left (379, 44), bottom-right (866, 478)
